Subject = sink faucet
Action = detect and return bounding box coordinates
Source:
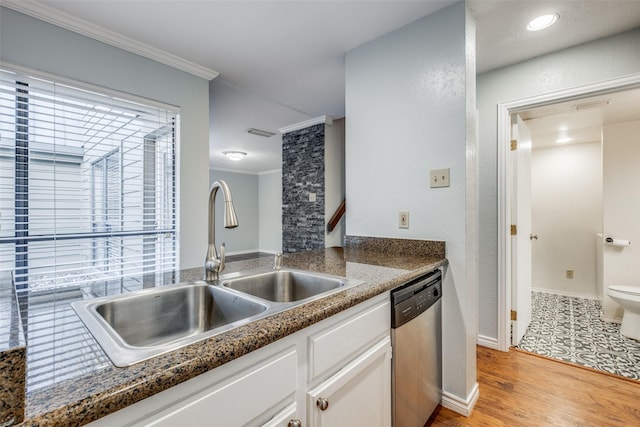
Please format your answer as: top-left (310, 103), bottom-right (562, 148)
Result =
top-left (205, 180), bottom-right (238, 281)
top-left (274, 252), bottom-right (283, 270)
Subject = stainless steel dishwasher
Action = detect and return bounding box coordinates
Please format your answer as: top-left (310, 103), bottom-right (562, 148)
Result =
top-left (391, 269), bottom-right (442, 427)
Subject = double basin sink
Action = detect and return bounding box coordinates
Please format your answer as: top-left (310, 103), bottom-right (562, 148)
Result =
top-left (72, 269), bottom-right (363, 367)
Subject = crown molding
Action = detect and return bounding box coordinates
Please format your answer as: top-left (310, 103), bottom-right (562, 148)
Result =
top-left (2, 0), bottom-right (219, 81)
top-left (279, 115), bottom-right (333, 134)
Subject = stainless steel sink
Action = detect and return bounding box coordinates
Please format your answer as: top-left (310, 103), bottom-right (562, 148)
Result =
top-left (220, 269), bottom-right (348, 303)
top-left (73, 270), bottom-right (364, 367)
top-left (72, 282), bottom-right (268, 366)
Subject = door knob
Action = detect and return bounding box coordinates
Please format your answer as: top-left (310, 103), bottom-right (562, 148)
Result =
top-left (316, 397), bottom-right (329, 411)
top-left (530, 234), bottom-right (538, 240)
top-left (288, 420), bottom-right (302, 427)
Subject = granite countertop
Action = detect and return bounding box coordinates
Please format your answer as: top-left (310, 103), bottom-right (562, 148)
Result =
top-left (8, 237), bottom-right (446, 426)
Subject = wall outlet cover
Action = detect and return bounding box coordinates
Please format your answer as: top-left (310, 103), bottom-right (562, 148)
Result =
top-left (399, 211), bottom-right (409, 229)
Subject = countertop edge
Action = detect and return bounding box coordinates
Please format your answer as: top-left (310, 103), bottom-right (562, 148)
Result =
top-left (20, 256), bottom-right (447, 426)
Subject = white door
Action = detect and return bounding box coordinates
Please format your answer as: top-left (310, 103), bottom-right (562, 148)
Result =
top-left (307, 338), bottom-right (391, 427)
top-left (511, 114), bottom-right (533, 346)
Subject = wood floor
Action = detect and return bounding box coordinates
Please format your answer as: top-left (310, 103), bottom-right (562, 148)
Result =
top-left (428, 346), bottom-right (640, 426)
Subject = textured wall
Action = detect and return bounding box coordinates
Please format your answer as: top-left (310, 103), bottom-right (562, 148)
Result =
top-left (345, 1), bottom-right (478, 404)
top-left (282, 124), bottom-right (325, 252)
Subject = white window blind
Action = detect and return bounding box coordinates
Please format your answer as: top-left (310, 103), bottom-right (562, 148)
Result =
top-left (0, 66), bottom-right (179, 390)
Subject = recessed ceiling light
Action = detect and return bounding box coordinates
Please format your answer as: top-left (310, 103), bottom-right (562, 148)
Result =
top-left (527, 14), bottom-right (559, 31)
top-left (555, 137), bottom-right (572, 144)
top-left (223, 151), bottom-right (247, 161)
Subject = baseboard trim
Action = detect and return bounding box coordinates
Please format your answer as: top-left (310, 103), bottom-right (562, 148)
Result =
top-left (441, 382), bottom-right (479, 417)
top-left (601, 315), bottom-right (621, 324)
top-left (477, 335), bottom-right (499, 350)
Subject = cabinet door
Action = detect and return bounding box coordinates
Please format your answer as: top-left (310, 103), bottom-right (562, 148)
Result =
top-left (307, 337), bottom-right (391, 427)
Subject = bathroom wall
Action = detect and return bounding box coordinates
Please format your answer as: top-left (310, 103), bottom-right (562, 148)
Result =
top-left (531, 142), bottom-right (602, 298)
top-left (602, 120), bottom-right (640, 320)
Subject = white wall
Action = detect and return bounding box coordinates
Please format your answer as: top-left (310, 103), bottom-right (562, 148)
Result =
top-left (477, 28), bottom-right (640, 340)
top-left (258, 170), bottom-right (282, 253)
top-left (210, 169), bottom-right (259, 254)
top-left (0, 7), bottom-right (211, 270)
top-left (531, 142), bottom-right (602, 298)
top-left (324, 118), bottom-right (345, 248)
top-left (346, 1), bottom-right (478, 409)
top-left (602, 120), bottom-right (640, 320)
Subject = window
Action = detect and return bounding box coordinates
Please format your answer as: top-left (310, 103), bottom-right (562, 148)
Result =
top-left (0, 66), bottom-right (179, 390)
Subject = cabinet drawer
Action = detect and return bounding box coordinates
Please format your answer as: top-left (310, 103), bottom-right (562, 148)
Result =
top-left (309, 299), bottom-right (389, 380)
top-left (134, 350), bottom-right (297, 427)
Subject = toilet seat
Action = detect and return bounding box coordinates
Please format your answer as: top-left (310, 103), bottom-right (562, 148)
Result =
top-left (608, 285), bottom-right (640, 297)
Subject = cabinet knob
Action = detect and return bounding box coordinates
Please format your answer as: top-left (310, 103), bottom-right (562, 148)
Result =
top-left (288, 420), bottom-right (302, 427)
top-left (316, 397), bottom-right (330, 411)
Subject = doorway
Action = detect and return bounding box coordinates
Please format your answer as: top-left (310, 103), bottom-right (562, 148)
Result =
top-left (497, 74), bottom-right (640, 362)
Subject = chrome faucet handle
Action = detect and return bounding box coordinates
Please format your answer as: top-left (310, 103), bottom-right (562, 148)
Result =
top-left (274, 252), bottom-right (283, 270)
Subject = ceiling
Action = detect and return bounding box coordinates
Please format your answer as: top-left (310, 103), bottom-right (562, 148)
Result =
top-left (6, 1), bottom-right (640, 172)
top-left (521, 88), bottom-right (640, 149)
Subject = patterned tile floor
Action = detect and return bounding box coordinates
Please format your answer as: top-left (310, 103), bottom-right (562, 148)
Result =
top-left (517, 291), bottom-right (640, 381)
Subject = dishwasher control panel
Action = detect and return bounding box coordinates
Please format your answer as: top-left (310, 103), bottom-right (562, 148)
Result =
top-left (391, 269), bottom-right (442, 329)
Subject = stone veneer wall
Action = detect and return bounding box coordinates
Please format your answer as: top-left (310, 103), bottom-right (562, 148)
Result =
top-left (282, 124), bottom-right (325, 253)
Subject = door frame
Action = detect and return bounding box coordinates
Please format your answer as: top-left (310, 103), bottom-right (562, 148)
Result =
top-left (496, 73), bottom-right (640, 351)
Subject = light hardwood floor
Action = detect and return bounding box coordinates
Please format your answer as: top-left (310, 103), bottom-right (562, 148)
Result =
top-left (428, 346), bottom-right (640, 426)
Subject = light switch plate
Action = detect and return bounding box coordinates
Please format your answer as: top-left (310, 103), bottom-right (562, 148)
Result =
top-left (430, 168), bottom-right (450, 188)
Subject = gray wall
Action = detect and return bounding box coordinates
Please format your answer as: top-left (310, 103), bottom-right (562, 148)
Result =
top-left (346, 1), bottom-right (478, 406)
top-left (477, 27), bottom-right (640, 341)
top-left (209, 170), bottom-right (259, 254)
top-left (0, 6), bottom-right (211, 269)
top-left (324, 119), bottom-right (345, 248)
top-left (258, 170), bottom-right (282, 253)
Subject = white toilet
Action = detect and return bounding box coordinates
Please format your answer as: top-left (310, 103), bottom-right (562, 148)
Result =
top-left (607, 285), bottom-right (640, 341)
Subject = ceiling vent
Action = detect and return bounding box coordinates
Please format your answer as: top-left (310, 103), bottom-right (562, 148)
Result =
top-left (246, 128), bottom-right (276, 138)
top-left (572, 99), bottom-right (611, 110)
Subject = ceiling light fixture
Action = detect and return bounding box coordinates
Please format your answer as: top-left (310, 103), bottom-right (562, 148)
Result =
top-left (527, 14), bottom-right (559, 31)
top-left (223, 151), bottom-right (247, 161)
top-left (246, 128), bottom-right (276, 138)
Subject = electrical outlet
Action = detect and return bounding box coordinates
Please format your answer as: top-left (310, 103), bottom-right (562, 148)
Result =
top-left (399, 211), bottom-right (409, 229)
top-left (308, 193), bottom-right (316, 202)
top-left (566, 269), bottom-right (574, 279)
top-left (430, 168), bottom-right (450, 188)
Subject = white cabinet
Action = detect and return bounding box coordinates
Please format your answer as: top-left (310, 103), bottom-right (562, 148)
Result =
top-left (136, 350), bottom-right (297, 427)
top-left (88, 349), bottom-right (298, 427)
top-left (262, 402), bottom-right (300, 427)
top-left (307, 338), bottom-right (391, 427)
top-left (89, 293), bottom-right (391, 427)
